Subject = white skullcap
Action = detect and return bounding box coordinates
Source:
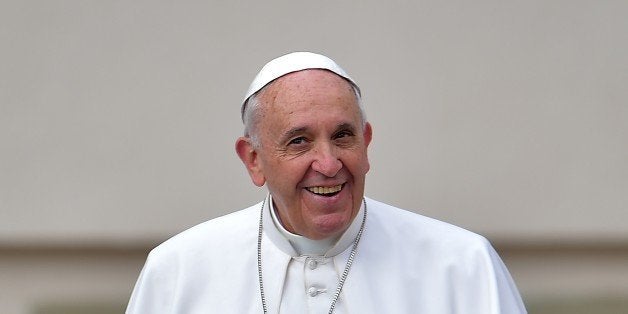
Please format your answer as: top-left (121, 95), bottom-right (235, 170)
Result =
top-left (241, 52), bottom-right (360, 118)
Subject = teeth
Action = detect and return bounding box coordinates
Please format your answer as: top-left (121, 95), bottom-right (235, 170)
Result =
top-left (307, 184), bottom-right (342, 195)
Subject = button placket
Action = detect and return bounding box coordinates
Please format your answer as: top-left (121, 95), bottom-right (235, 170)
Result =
top-left (303, 257), bottom-right (339, 311)
top-left (304, 257), bottom-right (324, 298)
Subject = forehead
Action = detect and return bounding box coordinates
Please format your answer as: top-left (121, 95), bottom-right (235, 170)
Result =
top-left (258, 69), bottom-right (358, 114)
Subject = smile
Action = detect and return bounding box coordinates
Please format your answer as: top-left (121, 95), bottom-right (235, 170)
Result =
top-left (306, 184), bottom-right (343, 196)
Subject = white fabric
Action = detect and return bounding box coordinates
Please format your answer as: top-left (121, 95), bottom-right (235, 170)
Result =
top-left (264, 195), bottom-right (366, 313)
top-left (127, 197), bottom-right (527, 314)
top-left (241, 52), bottom-right (360, 112)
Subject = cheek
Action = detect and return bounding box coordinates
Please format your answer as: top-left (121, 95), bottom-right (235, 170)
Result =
top-left (267, 159), bottom-right (311, 187)
top-left (346, 152), bottom-right (370, 176)
top-left (360, 147), bottom-right (371, 173)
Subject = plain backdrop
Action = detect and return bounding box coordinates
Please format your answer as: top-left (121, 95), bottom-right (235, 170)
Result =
top-left (1, 1), bottom-right (627, 247)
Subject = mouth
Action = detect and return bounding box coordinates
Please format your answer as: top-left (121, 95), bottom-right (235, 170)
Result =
top-left (306, 184), bottom-right (344, 197)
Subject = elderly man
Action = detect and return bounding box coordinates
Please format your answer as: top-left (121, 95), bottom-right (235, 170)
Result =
top-left (127, 52), bottom-right (526, 313)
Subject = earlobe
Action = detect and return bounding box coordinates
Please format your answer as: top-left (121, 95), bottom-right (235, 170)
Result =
top-left (235, 137), bottom-right (266, 187)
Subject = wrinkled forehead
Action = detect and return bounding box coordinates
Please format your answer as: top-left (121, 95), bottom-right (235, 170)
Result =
top-left (257, 69), bottom-right (358, 104)
top-left (241, 52), bottom-right (360, 119)
top-left (255, 70), bottom-right (363, 135)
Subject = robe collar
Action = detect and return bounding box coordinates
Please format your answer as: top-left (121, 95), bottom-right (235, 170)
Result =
top-left (263, 194), bottom-right (365, 257)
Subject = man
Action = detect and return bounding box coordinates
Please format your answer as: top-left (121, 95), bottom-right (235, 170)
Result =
top-left (127, 52), bottom-right (527, 313)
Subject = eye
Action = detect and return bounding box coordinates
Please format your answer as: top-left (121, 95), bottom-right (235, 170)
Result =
top-left (288, 136), bottom-right (307, 145)
top-left (334, 130), bottom-right (354, 139)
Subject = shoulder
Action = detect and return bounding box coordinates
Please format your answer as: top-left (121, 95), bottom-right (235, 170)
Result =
top-left (362, 197), bottom-right (506, 280)
top-left (147, 202), bottom-right (261, 264)
top-left (357, 198), bottom-right (526, 313)
top-left (364, 197), bottom-right (492, 253)
top-left (127, 202), bottom-right (265, 313)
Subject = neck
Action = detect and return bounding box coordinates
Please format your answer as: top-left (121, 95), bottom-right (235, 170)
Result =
top-left (269, 201), bottom-right (338, 255)
top-left (263, 194), bottom-right (366, 258)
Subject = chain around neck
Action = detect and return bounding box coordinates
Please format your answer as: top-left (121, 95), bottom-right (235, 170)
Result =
top-left (257, 198), bottom-right (367, 314)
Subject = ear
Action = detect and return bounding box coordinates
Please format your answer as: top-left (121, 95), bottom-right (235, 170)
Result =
top-left (362, 122), bottom-right (373, 173)
top-left (235, 137), bottom-right (266, 187)
top-left (363, 122), bottom-right (373, 147)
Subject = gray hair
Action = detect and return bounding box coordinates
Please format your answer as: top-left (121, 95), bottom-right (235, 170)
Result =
top-left (242, 82), bottom-right (366, 149)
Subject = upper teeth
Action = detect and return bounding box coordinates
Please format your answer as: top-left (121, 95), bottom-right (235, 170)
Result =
top-left (307, 185), bottom-right (342, 195)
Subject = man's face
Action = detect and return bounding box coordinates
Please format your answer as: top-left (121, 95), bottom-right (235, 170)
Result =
top-left (239, 69), bottom-right (372, 240)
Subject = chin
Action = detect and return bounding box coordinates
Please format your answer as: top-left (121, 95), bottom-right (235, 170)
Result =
top-left (311, 213), bottom-right (352, 238)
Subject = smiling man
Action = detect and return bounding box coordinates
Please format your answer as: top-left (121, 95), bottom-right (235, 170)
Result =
top-left (127, 52), bottom-right (527, 313)
top-left (236, 68), bottom-right (371, 242)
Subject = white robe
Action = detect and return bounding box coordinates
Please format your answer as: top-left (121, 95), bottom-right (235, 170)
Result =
top-left (127, 197), bottom-right (527, 313)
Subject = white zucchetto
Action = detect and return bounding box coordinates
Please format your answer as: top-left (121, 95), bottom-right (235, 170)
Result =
top-left (241, 52), bottom-right (360, 118)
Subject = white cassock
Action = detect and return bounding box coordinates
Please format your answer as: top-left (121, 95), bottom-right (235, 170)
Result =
top-left (127, 196), bottom-right (527, 313)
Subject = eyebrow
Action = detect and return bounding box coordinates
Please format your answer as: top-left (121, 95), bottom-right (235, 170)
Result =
top-left (279, 122), bottom-right (358, 143)
top-left (336, 122), bottom-right (357, 133)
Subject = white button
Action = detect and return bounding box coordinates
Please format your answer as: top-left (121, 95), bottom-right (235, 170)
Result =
top-left (307, 286), bottom-right (318, 297)
top-left (308, 260), bottom-right (318, 270)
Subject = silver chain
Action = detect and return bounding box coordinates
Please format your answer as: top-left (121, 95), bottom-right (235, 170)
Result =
top-left (257, 198), bottom-right (269, 313)
top-left (257, 199), bottom-right (367, 314)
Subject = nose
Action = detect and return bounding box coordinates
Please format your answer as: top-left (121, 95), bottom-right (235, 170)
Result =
top-left (311, 143), bottom-right (342, 177)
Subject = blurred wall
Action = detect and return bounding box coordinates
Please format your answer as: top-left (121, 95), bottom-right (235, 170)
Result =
top-left (1, 1), bottom-right (627, 313)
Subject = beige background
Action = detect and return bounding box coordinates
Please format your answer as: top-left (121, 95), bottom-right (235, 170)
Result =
top-left (1, 1), bottom-right (627, 313)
